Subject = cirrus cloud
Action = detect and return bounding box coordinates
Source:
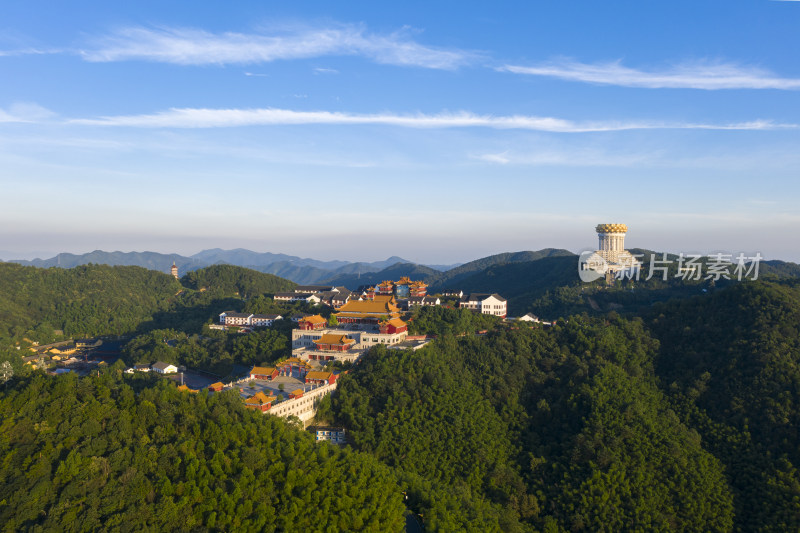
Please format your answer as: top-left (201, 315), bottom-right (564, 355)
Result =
top-left (68, 106), bottom-right (797, 132)
top-left (80, 24), bottom-right (475, 70)
top-left (501, 59), bottom-right (800, 90)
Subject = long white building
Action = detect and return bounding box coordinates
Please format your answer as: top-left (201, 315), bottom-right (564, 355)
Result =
top-left (459, 293), bottom-right (507, 318)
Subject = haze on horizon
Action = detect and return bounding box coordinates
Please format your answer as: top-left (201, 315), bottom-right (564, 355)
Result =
top-left (2, 1), bottom-right (799, 264)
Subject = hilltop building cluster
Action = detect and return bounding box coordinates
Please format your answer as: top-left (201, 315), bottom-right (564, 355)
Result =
top-left (292, 295), bottom-right (411, 363)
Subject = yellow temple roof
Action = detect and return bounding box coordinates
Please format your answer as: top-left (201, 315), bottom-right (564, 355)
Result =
top-left (306, 371), bottom-right (334, 381)
top-left (245, 391), bottom-right (276, 406)
top-left (250, 366), bottom-right (276, 375)
top-left (314, 334), bottom-right (355, 345)
top-left (300, 314), bottom-right (327, 324)
top-left (336, 299), bottom-right (399, 315)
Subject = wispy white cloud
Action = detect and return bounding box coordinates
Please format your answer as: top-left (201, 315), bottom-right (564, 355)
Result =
top-left (0, 47), bottom-right (61, 57)
top-left (501, 59), bottom-right (800, 90)
top-left (314, 67), bottom-right (339, 74)
top-left (472, 148), bottom-right (653, 167)
top-left (0, 102), bottom-right (56, 123)
top-left (80, 25), bottom-right (475, 69)
top-left (476, 151), bottom-right (511, 164)
top-left (472, 142), bottom-right (800, 170)
top-left (68, 106), bottom-right (797, 132)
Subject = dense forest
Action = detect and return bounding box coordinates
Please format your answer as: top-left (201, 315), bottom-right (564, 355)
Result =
top-left (0, 263), bottom-right (307, 379)
top-left (333, 319), bottom-right (736, 531)
top-left (121, 325), bottom-right (292, 376)
top-left (0, 372), bottom-right (406, 532)
top-left (406, 305), bottom-right (500, 336)
top-left (2, 259), bottom-right (800, 530)
top-left (0, 263), bottom-right (182, 342)
top-left (180, 264), bottom-right (296, 298)
top-left (0, 263), bottom-right (298, 346)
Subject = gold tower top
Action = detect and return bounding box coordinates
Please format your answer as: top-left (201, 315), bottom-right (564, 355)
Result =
top-left (595, 223), bottom-right (628, 234)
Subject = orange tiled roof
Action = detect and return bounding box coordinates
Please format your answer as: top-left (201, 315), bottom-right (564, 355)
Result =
top-left (301, 314), bottom-right (327, 324)
top-left (314, 334), bottom-right (355, 345)
top-left (245, 391), bottom-right (276, 406)
top-left (336, 299), bottom-right (399, 314)
top-left (382, 318), bottom-right (407, 328)
top-left (306, 371), bottom-right (334, 381)
top-left (209, 382), bottom-right (225, 389)
top-left (277, 357), bottom-right (312, 368)
top-left (290, 388), bottom-right (304, 396)
top-left (250, 366), bottom-right (276, 375)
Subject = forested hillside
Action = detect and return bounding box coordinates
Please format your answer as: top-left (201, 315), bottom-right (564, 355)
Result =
top-left (332, 318), bottom-right (735, 531)
top-left (0, 373), bottom-right (406, 532)
top-left (428, 249), bottom-right (574, 290)
top-left (0, 263), bottom-right (298, 354)
top-left (649, 279), bottom-right (800, 531)
top-left (0, 263), bottom-right (182, 342)
top-left (180, 264), bottom-right (296, 297)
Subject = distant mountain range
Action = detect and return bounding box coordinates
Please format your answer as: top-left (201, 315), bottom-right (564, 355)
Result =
top-left (3, 248), bottom-right (463, 285)
top-left (9, 247), bottom-right (794, 307)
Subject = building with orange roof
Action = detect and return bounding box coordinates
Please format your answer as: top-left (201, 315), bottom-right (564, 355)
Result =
top-left (49, 344), bottom-right (77, 356)
top-left (334, 298), bottom-right (401, 326)
top-left (208, 382), bottom-right (224, 392)
top-left (292, 326), bottom-right (409, 354)
top-left (244, 391), bottom-right (277, 412)
top-left (298, 314), bottom-right (327, 331)
top-left (376, 280), bottom-right (394, 295)
top-left (379, 318), bottom-right (408, 334)
top-left (288, 389), bottom-right (304, 399)
top-left (313, 333), bottom-right (356, 352)
top-left (305, 371), bottom-right (338, 385)
top-left (249, 366), bottom-right (279, 381)
top-left (408, 280), bottom-right (428, 297)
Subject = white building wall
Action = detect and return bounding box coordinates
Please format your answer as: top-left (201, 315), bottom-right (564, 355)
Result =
top-left (269, 382), bottom-right (338, 427)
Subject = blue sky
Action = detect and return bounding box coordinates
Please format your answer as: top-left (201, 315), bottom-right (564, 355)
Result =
top-left (2, 1), bottom-right (799, 263)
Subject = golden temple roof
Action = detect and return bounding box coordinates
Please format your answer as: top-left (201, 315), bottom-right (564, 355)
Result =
top-left (314, 334), bottom-right (355, 345)
top-left (245, 391), bottom-right (276, 406)
top-left (595, 223), bottom-right (628, 234)
top-left (250, 366), bottom-right (276, 375)
top-left (336, 299), bottom-right (399, 315)
top-left (306, 371), bottom-right (334, 381)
